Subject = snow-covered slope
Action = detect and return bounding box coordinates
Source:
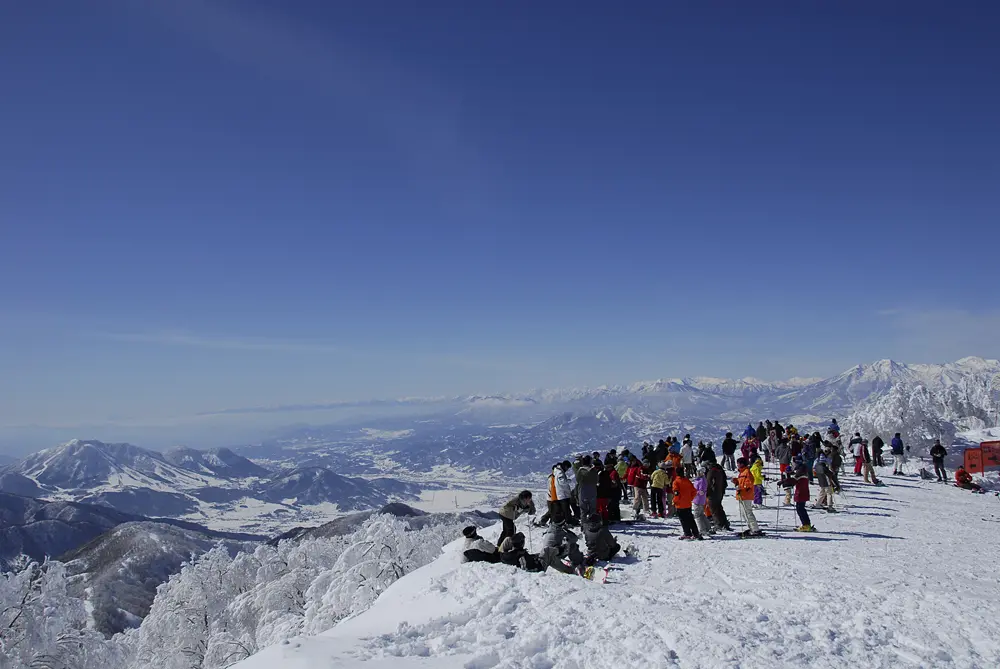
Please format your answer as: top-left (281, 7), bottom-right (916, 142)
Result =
top-left (233, 469), bottom-right (1000, 669)
top-left (164, 446), bottom-right (271, 479)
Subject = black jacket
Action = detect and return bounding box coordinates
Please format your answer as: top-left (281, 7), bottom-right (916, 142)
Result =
top-left (721, 438), bottom-right (738, 455)
top-left (596, 469), bottom-right (615, 499)
top-left (756, 424), bottom-right (768, 442)
top-left (930, 444), bottom-right (947, 461)
top-left (582, 517), bottom-right (620, 560)
top-left (871, 436), bottom-right (885, 452)
top-left (706, 464), bottom-right (728, 501)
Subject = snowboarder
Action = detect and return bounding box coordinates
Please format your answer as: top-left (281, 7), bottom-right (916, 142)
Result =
top-left (891, 433), bottom-right (909, 475)
top-left (721, 432), bottom-right (738, 471)
top-left (672, 468), bottom-right (702, 540)
top-left (733, 458), bottom-right (762, 536)
top-left (498, 491), bottom-right (536, 544)
top-left (582, 513), bottom-right (621, 561)
top-left (871, 435), bottom-right (886, 467)
top-left (930, 440), bottom-right (948, 481)
top-left (955, 466), bottom-right (983, 492)
top-left (461, 526), bottom-right (497, 563)
top-left (650, 462), bottom-right (669, 518)
top-left (706, 461), bottom-right (732, 531)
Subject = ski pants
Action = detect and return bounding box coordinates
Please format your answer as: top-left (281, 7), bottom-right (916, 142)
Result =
top-left (633, 487), bottom-right (650, 515)
top-left (676, 507), bottom-right (701, 538)
top-left (537, 500), bottom-right (558, 526)
top-left (557, 499), bottom-right (577, 525)
top-left (692, 503), bottom-right (712, 535)
top-left (816, 487), bottom-right (833, 508)
top-left (753, 485), bottom-right (763, 505)
top-left (723, 453), bottom-right (736, 471)
top-left (499, 517), bottom-right (517, 544)
top-left (709, 496), bottom-right (729, 530)
top-left (739, 500), bottom-right (760, 533)
top-left (874, 451), bottom-right (884, 467)
top-left (796, 501), bottom-right (811, 527)
top-left (854, 456), bottom-right (864, 475)
top-left (863, 462), bottom-right (878, 483)
top-left (619, 481), bottom-right (630, 502)
top-left (650, 487), bottom-right (665, 516)
top-left (934, 460), bottom-right (947, 480)
top-left (579, 494), bottom-right (597, 521)
top-left (893, 452), bottom-right (906, 471)
top-left (596, 497), bottom-right (609, 522)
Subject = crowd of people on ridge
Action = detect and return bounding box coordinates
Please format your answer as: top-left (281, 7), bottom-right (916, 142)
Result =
top-left (460, 418), bottom-right (988, 577)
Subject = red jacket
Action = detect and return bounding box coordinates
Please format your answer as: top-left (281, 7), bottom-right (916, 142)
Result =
top-left (627, 465), bottom-right (641, 486)
top-left (792, 475), bottom-right (810, 503)
top-left (956, 469), bottom-right (973, 485)
top-left (633, 470), bottom-right (650, 488)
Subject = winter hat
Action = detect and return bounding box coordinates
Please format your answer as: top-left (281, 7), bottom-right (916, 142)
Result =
top-left (512, 532), bottom-right (525, 548)
top-left (737, 457), bottom-right (749, 467)
top-left (462, 526), bottom-right (478, 539)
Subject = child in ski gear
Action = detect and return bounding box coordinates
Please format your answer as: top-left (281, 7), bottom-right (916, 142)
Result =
top-left (499, 491), bottom-right (535, 543)
top-left (733, 458), bottom-right (761, 535)
top-left (650, 463), bottom-right (669, 518)
top-left (672, 468), bottom-right (702, 539)
top-left (955, 466), bottom-right (983, 491)
top-left (891, 433), bottom-right (908, 474)
top-left (783, 464), bottom-right (813, 531)
top-left (706, 461), bottom-right (732, 531)
top-left (582, 513), bottom-right (621, 561)
top-left (750, 456), bottom-right (765, 507)
top-left (930, 440), bottom-right (948, 481)
top-left (692, 466), bottom-right (713, 536)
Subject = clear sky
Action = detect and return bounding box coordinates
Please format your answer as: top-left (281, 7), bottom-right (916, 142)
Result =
top-left (1, 1), bottom-right (999, 451)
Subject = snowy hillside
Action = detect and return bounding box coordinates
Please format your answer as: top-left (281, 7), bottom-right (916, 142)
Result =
top-left (231, 471), bottom-right (1000, 669)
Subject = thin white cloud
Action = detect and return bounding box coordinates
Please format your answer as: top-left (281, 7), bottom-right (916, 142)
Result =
top-left (94, 330), bottom-right (348, 354)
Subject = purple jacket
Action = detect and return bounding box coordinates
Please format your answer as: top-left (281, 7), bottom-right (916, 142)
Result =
top-left (693, 477), bottom-right (707, 506)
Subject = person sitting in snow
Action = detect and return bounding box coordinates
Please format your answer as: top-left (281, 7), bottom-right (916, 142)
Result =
top-left (461, 526), bottom-right (498, 563)
top-left (582, 513), bottom-right (621, 562)
top-left (540, 520), bottom-right (586, 574)
top-left (955, 466), bottom-right (983, 492)
top-left (498, 531), bottom-right (525, 553)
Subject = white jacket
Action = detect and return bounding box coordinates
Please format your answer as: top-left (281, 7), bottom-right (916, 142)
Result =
top-left (554, 467), bottom-right (573, 500)
top-left (461, 536), bottom-right (496, 562)
top-left (681, 444), bottom-right (694, 464)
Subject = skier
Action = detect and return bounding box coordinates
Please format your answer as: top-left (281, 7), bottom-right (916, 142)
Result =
top-left (861, 439), bottom-right (881, 485)
top-left (681, 437), bottom-right (695, 477)
top-left (721, 432), bottom-right (738, 471)
top-left (742, 423), bottom-right (756, 440)
top-left (498, 491), bottom-right (536, 544)
top-left (756, 422), bottom-right (768, 444)
top-left (706, 461), bottom-right (732, 531)
top-left (631, 459), bottom-right (651, 518)
top-left (891, 433), bottom-right (909, 475)
top-left (783, 463), bottom-right (814, 531)
top-left (576, 456), bottom-right (599, 520)
top-left (826, 439), bottom-right (844, 493)
top-left (775, 436), bottom-right (792, 474)
top-left (850, 432), bottom-right (865, 475)
top-left (672, 468), bottom-right (703, 540)
top-left (595, 461), bottom-right (615, 522)
top-left (955, 466), bottom-right (983, 492)
top-left (930, 439), bottom-right (948, 481)
top-left (741, 435), bottom-right (760, 463)
top-left (750, 455), bottom-right (765, 508)
top-left (871, 435), bottom-right (886, 467)
top-left (461, 526), bottom-right (497, 563)
top-left (650, 462), bottom-right (669, 519)
top-left (805, 432), bottom-right (821, 483)
top-left (615, 456), bottom-right (630, 503)
top-left (582, 513), bottom-right (621, 561)
top-left (692, 465), bottom-right (714, 537)
top-left (733, 458), bottom-right (762, 536)
top-left (813, 450), bottom-right (834, 511)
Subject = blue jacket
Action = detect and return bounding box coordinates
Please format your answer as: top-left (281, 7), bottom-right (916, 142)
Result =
top-left (828, 421), bottom-right (840, 433)
top-left (890, 436), bottom-right (904, 454)
top-left (742, 424), bottom-right (756, 439)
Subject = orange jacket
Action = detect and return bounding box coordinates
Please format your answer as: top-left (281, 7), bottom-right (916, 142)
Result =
top-left (735, 467), bottom-right (755, 501)
top-left (955, 469), bottom-right (973, 485)
top-left (548, 474), bottom-right (557, 502)
top-left (667, 453), bottom-right (683, 470)
top-left (672, 477), bottom-right (696, 509)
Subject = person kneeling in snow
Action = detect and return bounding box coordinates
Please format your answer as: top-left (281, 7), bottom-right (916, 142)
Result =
top-left (955, 466), bottom-right (983, 492)
top-left (582, 513), bottom-right (621, 563)
top-left (461, 526), bottom-right (498, 564)
top-left (541, 520), bottom-right (586, 575)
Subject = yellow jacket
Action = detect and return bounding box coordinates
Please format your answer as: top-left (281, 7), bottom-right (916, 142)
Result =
top-left (750, 460), bottom-right (764, 485)
top-left (650, 469), bottom-right (669, 489)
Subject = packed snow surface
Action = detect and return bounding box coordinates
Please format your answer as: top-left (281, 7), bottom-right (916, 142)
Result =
top-left (234, 463), bottom-right (1000, 669)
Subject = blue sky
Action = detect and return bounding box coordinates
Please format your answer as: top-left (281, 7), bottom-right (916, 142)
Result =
top-left (1, 1), bottom-right (998, 450)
